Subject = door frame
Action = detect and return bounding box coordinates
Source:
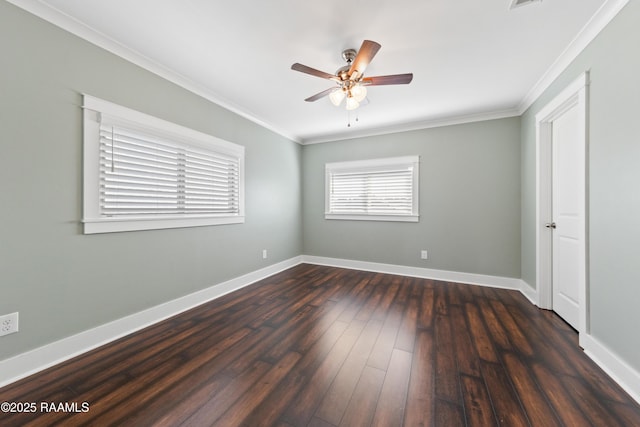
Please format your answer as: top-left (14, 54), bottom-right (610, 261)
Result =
top-left (535, 72), bottom-right (589, 340)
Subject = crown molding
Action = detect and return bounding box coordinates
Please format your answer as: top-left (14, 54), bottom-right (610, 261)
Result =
top-left (6, 0), bottom-right (302, 144)
top-left (300, 107), bottom-right (521, 144)
top-left (518, 0), bottom-right (629, 114)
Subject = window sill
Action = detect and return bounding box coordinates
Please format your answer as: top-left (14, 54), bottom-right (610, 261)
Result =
top-left (83, 215), bottom-right (245, 234)
top-left (324, 214), bottom-right (419, 222)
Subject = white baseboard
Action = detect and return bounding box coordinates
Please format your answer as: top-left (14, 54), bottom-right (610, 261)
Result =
top-left (302, 255), bottom-right (523, 290)
top-left (0, 256), bottom-right (303, 388)
top-left (518, 279), bottom-right (539, 305)
top-left (581, 334), bottom-right (640, 405)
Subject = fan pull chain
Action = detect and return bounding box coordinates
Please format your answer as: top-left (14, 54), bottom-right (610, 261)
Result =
top-left (346, 111), bottom-right (361, 128)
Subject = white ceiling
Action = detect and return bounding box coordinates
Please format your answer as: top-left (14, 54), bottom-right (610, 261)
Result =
top-left (10, 0), bottom-right (625, 143)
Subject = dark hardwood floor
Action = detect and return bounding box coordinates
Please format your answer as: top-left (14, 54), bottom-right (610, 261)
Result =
top-left (1, 264), bottom-right (639, 426)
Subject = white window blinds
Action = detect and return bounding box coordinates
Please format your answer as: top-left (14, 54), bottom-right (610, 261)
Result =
top-left (98, 123), bottom-right (240, 217)
top-left (83, 95), bottom-right (244, 234)
top-left (325, 156), bottom-right (419, 222)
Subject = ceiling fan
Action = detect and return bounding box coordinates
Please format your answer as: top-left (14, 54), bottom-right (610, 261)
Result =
top-left (291, 40), bottom-right (413, 111)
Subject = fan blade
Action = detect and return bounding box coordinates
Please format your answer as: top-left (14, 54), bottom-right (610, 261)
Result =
top-left (305, 87), bottom-right (337, 102)
top-left (291, 63), bottom-right (338, 81)
top-left (348, 40), bottom-right (381, 80)
top-left (362, 73), bottom-right (413, 86)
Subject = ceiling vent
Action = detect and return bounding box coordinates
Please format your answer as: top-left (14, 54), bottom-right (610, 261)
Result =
top-left (509, 0), bottom-right (541, 9)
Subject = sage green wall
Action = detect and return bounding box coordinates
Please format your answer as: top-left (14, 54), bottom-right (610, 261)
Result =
top-left (0, 2), bottom-right (302, 360)
top-left (521, 2), bottom-right (640, 369)
top-left (302, 118), bottom-right (521, 278)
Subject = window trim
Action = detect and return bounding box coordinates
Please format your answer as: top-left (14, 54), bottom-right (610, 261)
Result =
top-left (325, 156), bottom-right (420, 222)
top-left (82, 95), bottom-right (245, 234)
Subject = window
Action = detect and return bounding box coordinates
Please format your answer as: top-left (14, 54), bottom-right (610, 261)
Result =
top-left (325, 156), bottom-right (419, 222)
top-left (82, 95), bottom-right (244, 234)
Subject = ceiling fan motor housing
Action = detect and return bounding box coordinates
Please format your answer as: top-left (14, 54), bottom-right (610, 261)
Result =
top-left (341, 48), bottom-right (357, 64)
top-left (337, 49), bottom-right (357, 80)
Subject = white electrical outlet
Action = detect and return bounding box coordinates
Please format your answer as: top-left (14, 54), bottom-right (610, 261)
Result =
top-left (420, 250), bottom-right (428, 260)
top-left (262, 249), bottom-right (268, 259)
top-left (0, 312), bottom-right (19, 337)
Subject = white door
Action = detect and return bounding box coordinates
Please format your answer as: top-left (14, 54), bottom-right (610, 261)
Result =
top-left (550, 102), bottom-right (585, 330)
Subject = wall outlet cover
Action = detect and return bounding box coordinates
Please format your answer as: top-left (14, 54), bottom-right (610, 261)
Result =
top-left (0, 312), bottom-right (19, 336)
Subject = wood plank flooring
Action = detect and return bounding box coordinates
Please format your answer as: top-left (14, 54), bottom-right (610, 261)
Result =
top-left (1, 264), bottom-right (639, 426)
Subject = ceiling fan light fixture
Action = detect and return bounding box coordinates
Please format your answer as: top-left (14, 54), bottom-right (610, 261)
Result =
top-left (329, 89), bottom-right (346, 106)
top-left (345, 96), bottom-right (360, 111)
top-left (351, 84), bottom-right (367, 102)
